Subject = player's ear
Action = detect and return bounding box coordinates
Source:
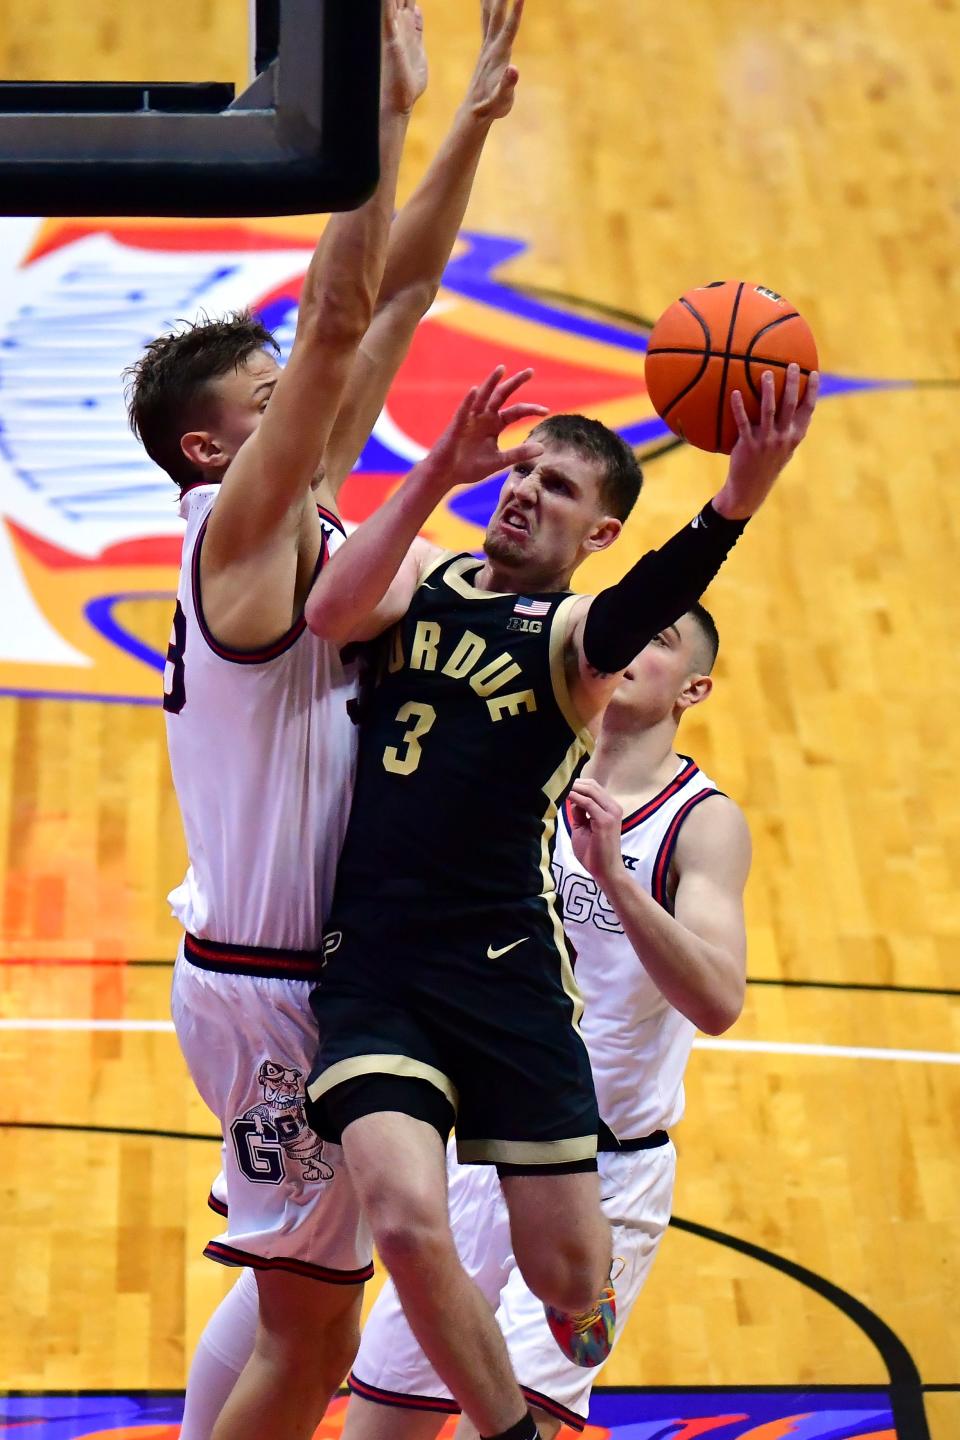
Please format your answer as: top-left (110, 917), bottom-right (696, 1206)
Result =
top-left (181, 429), bottom-right (229, 475)
top-left (584, 516), bottom-right (622, 554)
top-left (678, 673), bottom-right (713, 711)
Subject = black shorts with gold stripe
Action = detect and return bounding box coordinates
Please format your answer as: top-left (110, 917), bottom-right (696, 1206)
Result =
top-left (306, 896), bottom-right (599, 1174)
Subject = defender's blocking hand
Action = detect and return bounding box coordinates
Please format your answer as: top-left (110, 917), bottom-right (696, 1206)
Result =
top-left (423, 366), bottom-right (547, 494)
top-left (382, 0), bottom-right (427, 116)
top-left (468, 0), bottom-right (524, 122)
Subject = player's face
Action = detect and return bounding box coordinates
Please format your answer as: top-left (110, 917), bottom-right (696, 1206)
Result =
top-left (607, 614), bottom-right (712, 726)
top-left (205, 350), bottom-right (283, 463)
top-left (483, 442), bottom-right (619, 581)
top-left (178, 348), bottom-right (282, 481)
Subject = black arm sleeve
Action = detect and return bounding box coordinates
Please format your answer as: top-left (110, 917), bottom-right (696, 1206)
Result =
top-left (581, 501), bottom-right (748, 674)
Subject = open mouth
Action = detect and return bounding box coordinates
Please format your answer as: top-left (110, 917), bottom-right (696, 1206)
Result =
top-left (500, 507), bottom-right (530, 536)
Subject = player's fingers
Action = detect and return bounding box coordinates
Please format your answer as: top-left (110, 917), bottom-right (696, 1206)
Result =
top-left (759, 370), bottom-right (776, 438)
top-left (570, 779), bottom-right (622, 821)
top-left (568, 800), bottom-right (590, 831)
top-left (778, 362), bottom-right (800, 430)
top-left (729, 388), bottom-right (752, 442)
top-left (498, 439), bottom-right (545, 470)
top-left (448, 386), bottom-right (479, 430)
top-left (474, 365), bottom-right (507, 411)
top-left (505, 0), bottom-right (525, 43)
top-left (487, 0), bottom-right (508, 36)
top-left (490, 366), bottom-right (535, 410)
top-left (497, 402), bottom-right (549, 427)
top-left (795, 369), bottom-right (821, 430)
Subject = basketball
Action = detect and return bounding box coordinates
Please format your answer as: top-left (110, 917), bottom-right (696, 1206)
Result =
top-left (644, 281), bottom-right (819, 453)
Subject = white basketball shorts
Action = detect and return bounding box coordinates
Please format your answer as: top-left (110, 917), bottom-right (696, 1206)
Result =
top-left (172, 942), bottom-right (373, 1283)
top-left (348, 1137), bottom-right (675, 1430)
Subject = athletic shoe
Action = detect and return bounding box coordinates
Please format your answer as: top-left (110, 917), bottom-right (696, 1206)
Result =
top-left (544, 1277), bottom-right (616, 1368)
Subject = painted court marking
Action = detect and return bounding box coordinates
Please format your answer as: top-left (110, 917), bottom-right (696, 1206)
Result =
top-left (0, 1017), bottom-right (956, 1064)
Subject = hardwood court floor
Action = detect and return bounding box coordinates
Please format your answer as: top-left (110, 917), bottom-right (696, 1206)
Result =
top-left (0, 2), bottom-right (958, 1437)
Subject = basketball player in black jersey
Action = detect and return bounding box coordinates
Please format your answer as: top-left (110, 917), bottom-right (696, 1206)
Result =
top-left (303, 362), bottom-right (819, 1440)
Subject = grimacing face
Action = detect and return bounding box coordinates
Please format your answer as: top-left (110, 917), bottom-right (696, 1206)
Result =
top-left (483, 441), bottom-right (617, 583)
top-left (607, 613), bottom-right (713, 726)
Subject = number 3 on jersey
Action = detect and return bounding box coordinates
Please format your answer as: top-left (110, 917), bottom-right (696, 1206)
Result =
top-left (163, 601), bottom-right (187, 715)
top-left (383, 701), bottom-right (437, 776)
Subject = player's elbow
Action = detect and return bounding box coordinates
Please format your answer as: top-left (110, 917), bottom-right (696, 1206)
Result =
top-left (373, 278), bottom-right (439, 329)
top-left (695, 974), bottom-right (745, 1035)
top-left (304, 588), bottom-right (352, 645)
top-left (300, 278), bottom-right (376, 349)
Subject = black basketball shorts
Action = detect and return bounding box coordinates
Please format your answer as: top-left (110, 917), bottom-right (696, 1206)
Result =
top-left (306, 895), bottom-right (599, 1173)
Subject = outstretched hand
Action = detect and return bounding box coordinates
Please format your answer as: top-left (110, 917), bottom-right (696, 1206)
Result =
top-left (468, 0), bottom-right (524, 122)
top-left (425, 366), bottom-right (547, 493)
top-left (382, 0), bottom-right (427, 116)
top-left (713, 363), bottom-right (820, 521)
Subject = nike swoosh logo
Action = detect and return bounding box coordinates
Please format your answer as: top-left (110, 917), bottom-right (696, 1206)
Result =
top-left (486, 938), bottom-right (528, 960)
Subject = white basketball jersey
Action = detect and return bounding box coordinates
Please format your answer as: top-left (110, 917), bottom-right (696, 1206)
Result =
top-left (165, 485), bottom-right (358, 952)
top-left (552, 756), bottom-right (721, 1139)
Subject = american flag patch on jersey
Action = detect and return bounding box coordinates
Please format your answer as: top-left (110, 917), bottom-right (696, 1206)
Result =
top-left (513, 597), bottom-right (551, 618)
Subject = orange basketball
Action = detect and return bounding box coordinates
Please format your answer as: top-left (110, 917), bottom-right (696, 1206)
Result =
top-left (644, 281), bottom-right (818, 453)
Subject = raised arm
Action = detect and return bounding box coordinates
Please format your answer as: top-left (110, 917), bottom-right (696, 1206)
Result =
top-left (305, 366), bottom-right (547, 644)
top-left (566, 364), bottom-right (821, 727)
top-left (568, 777), bottom-right (751, 1035)
top-left (194, 2), bottom-right (426, 650)
top-left (320, 0), bottom-right (526, 500)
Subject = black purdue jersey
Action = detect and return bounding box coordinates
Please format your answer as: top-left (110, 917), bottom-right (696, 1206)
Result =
top-left (335, 552), bottom-right (595, 904)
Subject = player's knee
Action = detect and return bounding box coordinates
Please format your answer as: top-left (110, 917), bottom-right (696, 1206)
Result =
top-left (517, 1231), bottom-right (610, 1314)
top-left (256, 1273), bottom-right (361, 1381)
top-left (368, 1194), bottom-right (453, 1282)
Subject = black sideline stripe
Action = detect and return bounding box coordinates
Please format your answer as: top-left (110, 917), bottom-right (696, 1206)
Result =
top-left (671, 1214), bottom-right (930, 1440)
top-left (0, 1120), bottom-right (220, 1143)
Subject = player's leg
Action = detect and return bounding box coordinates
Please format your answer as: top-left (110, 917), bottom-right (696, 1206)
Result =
top-left (344, 1139), bottom-right (516, 1438)
top-left (454, 1414), bottom-right (559, 1440)
top-left (342, 1397), bottom-right (450, 1440)
top-left (179, 1268), bottom-right (258, 1440)
top-left (339, 1103), bottom-right (535, 1438)
top-left (173, 953), bottom-right (373, 1440)
top-left (498, 1169), bottom-right (611, 1315)
top-left (211, 1270), bottom-right (362, 1440)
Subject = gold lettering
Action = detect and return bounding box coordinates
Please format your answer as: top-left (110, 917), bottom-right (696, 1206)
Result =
top-left (487, 690), bottom-right (538, 722)
top-left (442, 630), bottom-right (486, 679)
top-left (410, 620), bottom-right (441, 672)
top-left (471, 655), bottom-right (522, 697)
top-left (388, 628), bottom-right (405, 674)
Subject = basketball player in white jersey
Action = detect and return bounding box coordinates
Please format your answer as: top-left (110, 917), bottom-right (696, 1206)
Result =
top-left (336, 601), bottom-right (748, 1439)
top-left (123, 6), bottom-right (532, 1440)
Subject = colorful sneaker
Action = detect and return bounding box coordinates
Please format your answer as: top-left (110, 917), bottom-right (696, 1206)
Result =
top-left (544, 1277), bottom-right (617, 1368)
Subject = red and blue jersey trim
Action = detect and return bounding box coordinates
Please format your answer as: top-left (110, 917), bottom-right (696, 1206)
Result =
top-left (348, 1373), bottom-right (460, 1414)
top-left (204, 1239), bottom-right (373, 1285)
top-left (620, 756), bottom-right (700, 834)
top-left (651, 787), bottom-right (724, 910)
top-left (184, 932), bottom-right (325, 981)
top-left (190, 515), bottom-right (331, 665)
top-left (521, 1384), bottom-right (587, 1433)
top-left (207, 1190), bottom-right (228, 1218)
top-left (345, 1374), bottom-right (585, 1430)
top-left (561, 756), bottom-right (701, 839)
top-left (316, 503), bottom-right (347, 537)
